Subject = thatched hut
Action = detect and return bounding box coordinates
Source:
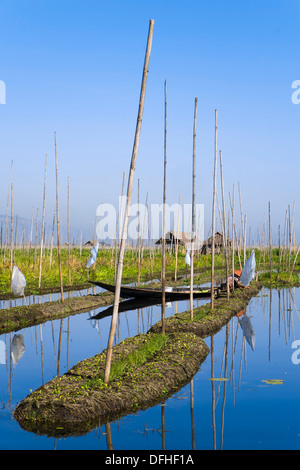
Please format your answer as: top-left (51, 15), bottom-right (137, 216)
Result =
top-left (84, 240), bottom-right (98, 248)
top-left (155, 231), bottom-right (202, 251)
top-left (201, 231), bottom-right (231, 254)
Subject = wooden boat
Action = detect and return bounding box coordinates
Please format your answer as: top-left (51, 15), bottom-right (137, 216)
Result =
top-left (89, 280), bottom-right (217, 300)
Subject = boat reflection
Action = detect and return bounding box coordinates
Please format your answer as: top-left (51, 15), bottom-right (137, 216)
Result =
top-left (89, 297), bottom-right (163, 320)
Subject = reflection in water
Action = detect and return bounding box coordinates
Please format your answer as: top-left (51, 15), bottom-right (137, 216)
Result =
top-left (0, 286), bottom-right (101, 310)
top-left (2, 287), bottom-right (300, 449)
top-left (238, 310), bottom-right (255, 351)
top-left (11, 334), bottom-right (25, 367)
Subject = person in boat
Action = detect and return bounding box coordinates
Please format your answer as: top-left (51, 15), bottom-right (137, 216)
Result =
top-left (227, 269), bottom-right (249, 289)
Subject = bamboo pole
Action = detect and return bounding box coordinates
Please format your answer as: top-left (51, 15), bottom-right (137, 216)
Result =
top-left (269, 201), bottom-right (272, 282)
top-left (238, 182), bottom-right (245, 266)
top-left (104, 19), bottom-right (154, 384)
top-left (49, 208), bottom-right (55, 269)
top-left (278, 224), bottom-right (281, 277)
top-left (10, 183), bottom-right (13, 292)
top-left (161, 79), bottom-right (167, 334)
top-left (211, 109), bottom-right (217, 309)
top-left (243, 214), bottom-right (247, 265)
top-left (28, 207), bottom-right (34, 265)
top-left (67, 176), bottom-right (71, 284)
top-left (219, 150), bottom-right (229, 300)
top-left (14, 214), bottom-right (18, 248)
top-left (282, 209), bottom-right (287, 272)
top-left (190, 97), bottom-right (197, 320)
top-left (33, 208), bottom-right (39, 270)
top-left (141, 191), bottom-right (148, 259)
top-left (38, 154), bottom-right (47, 288)
top-left (119, 172), bottom-right (126, 246)
top-left (229, 187), bottom-right (235, 292)
top-left (3, 160), bottom-right (13, 267)
top-left (138, 178), bottom-right (141, 285)
top-left (289, 245), bottom-right (300, 281)
top-left (174, 196), bottom-right (181, 281)
top-left (55, 132), bottom-right (64, 301)
top-left (229, 191), bottom-right (242, 271)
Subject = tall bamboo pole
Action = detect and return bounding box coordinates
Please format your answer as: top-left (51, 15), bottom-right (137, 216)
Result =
top-left (38, 154), bottom-right (47, 288)
top-left (174, 196), bottom-right (181, 281)
top-left (138, 178), bottom-right (141, 285)
top-left (10, 183), bottom-right (13, 292)
top-left (55, 132), bottom-right (64, 301)
top-left (4, 160), bottom-right (13, 266)
top-left (49, 208), bottom-right (55, 269)
top-left (229, 187), bottom-right (235, 292)
top-left (211, 109), bottom-right (218, 309)
top-left (278, 224), bottom-right (281, 277)
top-left (28, 207), bottom-right (34, 265)
top-left (269, 201), bottom-right (272, 282)
top-left (104, 19), bottom-right (154, 384)
top-left (190, 97), bottom-right (197, 320)
top-left (238, 182), bottom-right (245, 266)
top-left (161, 79), bottom-right (167, 334)
top-left (67, 176), bottom-right (71, 284)
top-left (219, 150), bottom-right (229, 300)
top-left (33, 208), bottom-right (39, 269)
top-left (243, 214), bottom-right (247, 264)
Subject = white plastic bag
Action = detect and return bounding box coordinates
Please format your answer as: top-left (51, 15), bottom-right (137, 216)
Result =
top-left (185, 250), bottom-right (191, 266)
top-left (239, 250), bottom-right (256, 286)
top-left (11, 266), bottom-right (26, 297)
top-left (86, 243), bottom-right (99, 268)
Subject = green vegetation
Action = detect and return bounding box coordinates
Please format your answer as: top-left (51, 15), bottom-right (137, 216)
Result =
top-left (14, 330), bottom-right (209, 435)
top-left (258, 270), bottom-right (300, 288)
top-left (0, 245), bottom-right (226, 297)
top-left (1, 245), bottom-right (299, 298)
top-left (81, 333), bottom-right (170, 389)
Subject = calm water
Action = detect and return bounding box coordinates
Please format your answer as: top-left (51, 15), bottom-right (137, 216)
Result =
top-left (0, 286), bottom-right (300, 450)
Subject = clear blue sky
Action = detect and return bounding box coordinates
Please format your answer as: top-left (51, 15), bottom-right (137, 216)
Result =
top-left (0, 0), bottom-right (299, 245)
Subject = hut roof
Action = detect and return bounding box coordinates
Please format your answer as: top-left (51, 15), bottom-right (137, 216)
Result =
top-left (155, 231), bottom-right (202, 250)
top-left (84, 240), bottom-right (98, 247)
top-left (204, 232), bottom-right (231, 245)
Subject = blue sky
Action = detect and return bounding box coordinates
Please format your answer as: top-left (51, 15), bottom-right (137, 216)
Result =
top-left (0, 0), bottom-right (300, 244)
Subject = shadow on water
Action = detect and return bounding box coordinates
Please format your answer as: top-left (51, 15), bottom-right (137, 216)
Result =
top-left (1, 286), bottom-right (300, 449)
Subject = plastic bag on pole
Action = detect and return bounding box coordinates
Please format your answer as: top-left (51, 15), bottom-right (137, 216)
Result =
top-left (86, 243), bottom-right (99, 268)
top-left (239, 250), bottom-right (256, 286)
top-left (11, 266), bottom-right (26, 297)
top-left (185, 250), bottom-right (191, 266)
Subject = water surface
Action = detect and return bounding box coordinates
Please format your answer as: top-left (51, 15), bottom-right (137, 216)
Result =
top-left (0, 286), bottom-right (300, 450)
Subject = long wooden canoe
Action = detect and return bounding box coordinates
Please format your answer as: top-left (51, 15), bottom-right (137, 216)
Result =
top-left (89, 280), bottom-right (216, 300)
